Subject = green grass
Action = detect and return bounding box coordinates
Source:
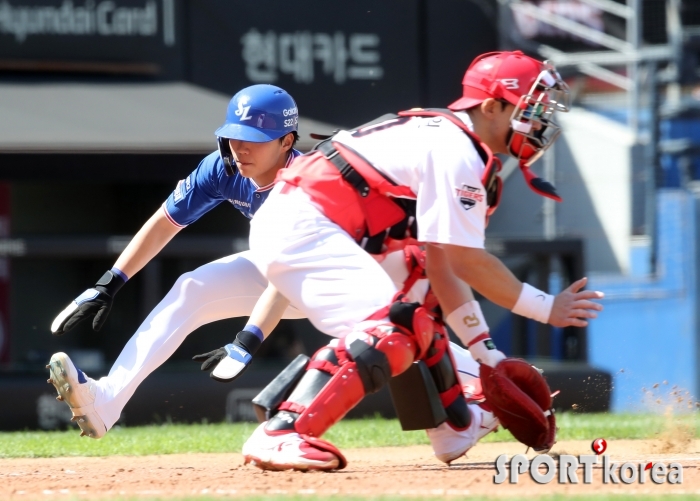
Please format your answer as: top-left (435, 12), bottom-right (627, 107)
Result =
top-left (0, 413), bottom-right (698, 458)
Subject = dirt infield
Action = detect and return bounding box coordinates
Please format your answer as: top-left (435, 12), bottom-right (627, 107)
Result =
top-left (2, 440), bottom-right (699, 499)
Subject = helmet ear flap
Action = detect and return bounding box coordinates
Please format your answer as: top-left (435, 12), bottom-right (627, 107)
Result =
top-left (217, 137), bottom-right (237, 176)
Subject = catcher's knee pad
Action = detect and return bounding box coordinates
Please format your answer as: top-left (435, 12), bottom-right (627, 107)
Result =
top-left (347, 339), bottom-right (391, 394)
top-left (345, 320), bottom-right (420, 394)
top-left (389, 298), bottom-right (435, 357)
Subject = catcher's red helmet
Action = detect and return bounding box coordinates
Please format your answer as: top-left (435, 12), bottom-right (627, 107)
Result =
top-left (449, 51), bottom-right (570, 202)
top-left (448, 50), bottom-right (551, 111)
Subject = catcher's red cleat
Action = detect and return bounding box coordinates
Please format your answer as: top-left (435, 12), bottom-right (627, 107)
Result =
top-left (242, 422), bottom-right (347, 471)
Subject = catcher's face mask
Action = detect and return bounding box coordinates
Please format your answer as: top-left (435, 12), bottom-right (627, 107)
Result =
top-left (507, 65), bottom-right (570, 201)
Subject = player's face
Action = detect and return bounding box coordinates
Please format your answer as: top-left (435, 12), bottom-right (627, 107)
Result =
top-left (228, 136), bottom-right (292, 186)
top-left (490, 101), bottom-right (518, 155)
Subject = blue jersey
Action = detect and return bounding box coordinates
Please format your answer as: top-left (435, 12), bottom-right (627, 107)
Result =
top-left (163, 149), bottom-right (301, 226)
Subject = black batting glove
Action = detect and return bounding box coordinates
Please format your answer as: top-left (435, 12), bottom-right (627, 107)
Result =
top-left (192, 330), bottom-right (262, 382)
top-left (51, 270), bottom-right (126, 335)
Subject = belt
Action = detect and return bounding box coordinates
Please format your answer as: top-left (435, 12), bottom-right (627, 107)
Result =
top-left (316, 141), bottom-right (370, 197)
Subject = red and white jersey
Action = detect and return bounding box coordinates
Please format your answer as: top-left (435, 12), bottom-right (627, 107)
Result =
top-left (332, 112), bottom-right (488, 249)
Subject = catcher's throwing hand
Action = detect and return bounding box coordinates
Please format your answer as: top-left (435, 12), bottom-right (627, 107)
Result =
top-left (548, 277), bottom-right (604, 328)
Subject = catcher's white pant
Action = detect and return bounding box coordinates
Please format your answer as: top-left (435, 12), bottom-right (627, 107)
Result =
top-left (248, 184), bottom-right (398, 338)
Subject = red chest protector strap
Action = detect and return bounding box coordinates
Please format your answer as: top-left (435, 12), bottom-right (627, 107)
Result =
top-left (277, 148), bottom-right (411, 239)
top-left (278, 108), bottom-right (501, 241)
top-left (396, 108), bottom-right (501, 193)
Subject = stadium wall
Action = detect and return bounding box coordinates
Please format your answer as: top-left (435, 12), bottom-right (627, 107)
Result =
top-left (588, 189), bottom-right (699, 411)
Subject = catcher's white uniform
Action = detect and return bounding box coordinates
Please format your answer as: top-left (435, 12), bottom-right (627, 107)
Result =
top-left (249, 112), bottom-right (489, 338)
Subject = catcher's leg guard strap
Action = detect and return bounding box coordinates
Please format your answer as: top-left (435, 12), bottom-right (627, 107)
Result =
top-left (251, 354), bottom-right (309, 422)
top-left (401, 245), bottom-right (426, 293)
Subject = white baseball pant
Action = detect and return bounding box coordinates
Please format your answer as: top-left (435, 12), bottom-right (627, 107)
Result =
top-left (91, 251), bottom-right (305, 429)
top-left (90, 248), bottom-right (427, 430)
top-left (248, 184), bottom-right (398, 338)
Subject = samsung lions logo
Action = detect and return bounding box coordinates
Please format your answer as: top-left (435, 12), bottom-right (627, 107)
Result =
top-left (235, 96), bottom-right (252, 121)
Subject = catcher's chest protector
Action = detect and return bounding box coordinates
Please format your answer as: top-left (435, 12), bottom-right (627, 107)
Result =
top-left (277, 109), bottom-right (500, 251)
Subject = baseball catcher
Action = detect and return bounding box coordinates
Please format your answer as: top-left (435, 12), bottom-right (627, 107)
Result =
top-left (234, 50), bottom-right (603, 471)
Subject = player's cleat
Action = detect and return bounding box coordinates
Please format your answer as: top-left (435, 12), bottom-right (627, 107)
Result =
top-left (427, 404), bottom-right (500, 465)
top-left (242, 422), bottom-right (345, 471)
top-left (47, 352), bottom-right (107, 439)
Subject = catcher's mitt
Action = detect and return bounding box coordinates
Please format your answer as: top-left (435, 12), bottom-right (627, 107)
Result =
top-left (480, 358), bottom-right (556, 452)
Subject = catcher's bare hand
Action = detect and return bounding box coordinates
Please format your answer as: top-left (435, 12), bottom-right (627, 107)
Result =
top-left (548, 277), bottom-right (603, 328)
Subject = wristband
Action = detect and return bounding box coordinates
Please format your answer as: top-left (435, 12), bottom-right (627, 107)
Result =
top-left (445, 300), bottom-right (489, 346)
top-left (243, 324), bottom-right (264, 342)
top-left (110, 267), bottom-right (129, 283)
top-left (234, 329), bottom-right (263, 355)
top-left (95, 269), bottom-right (127, 297)
top-left (512, 283), bottom-right (554, 324)
top-left (446, 301), bottom-right (504, 367)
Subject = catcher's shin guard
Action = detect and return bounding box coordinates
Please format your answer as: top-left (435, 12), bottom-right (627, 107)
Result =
top-left (389, 297), bottom-right (470, 429)
top-left (265, 323), bottom-right (419, 438)
top-left (265, 344), bottom-right (345, 432)
top-left (423, 329), bottom-right (471, 429)
top-left (388, 331), bottom-right (471, 430)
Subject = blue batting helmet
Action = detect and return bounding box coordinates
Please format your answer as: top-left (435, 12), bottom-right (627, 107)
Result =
top-left (216, 85), bottom-right (298, 175)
